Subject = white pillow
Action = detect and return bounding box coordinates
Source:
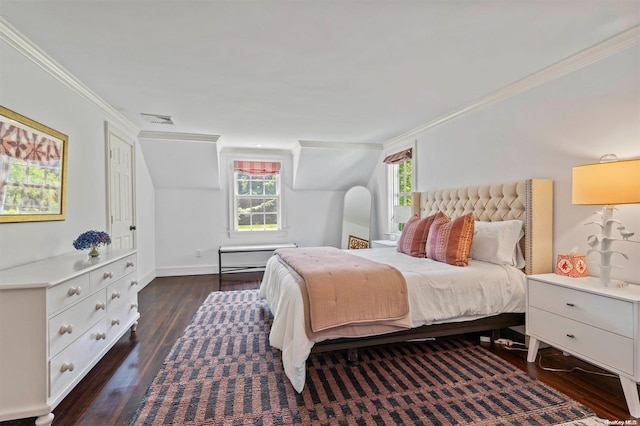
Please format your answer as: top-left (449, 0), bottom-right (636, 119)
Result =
top-left (470, 220), bottom-right (525, 268)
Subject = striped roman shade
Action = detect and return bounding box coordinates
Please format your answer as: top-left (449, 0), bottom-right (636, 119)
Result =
top-left (383, 148), bottom-right (412, 164)
top-left (233, 160), bottom-right (281, 176)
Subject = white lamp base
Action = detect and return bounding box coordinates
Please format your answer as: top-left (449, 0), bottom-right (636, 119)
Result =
top-left (586, 205), bottom-right (635, 286)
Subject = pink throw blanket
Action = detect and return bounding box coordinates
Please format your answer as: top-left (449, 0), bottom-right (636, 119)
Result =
top-left (275, 247), bottom-right (410, 335)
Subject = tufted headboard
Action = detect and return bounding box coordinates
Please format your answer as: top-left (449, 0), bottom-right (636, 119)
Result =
top-left (412, 179), bottom-right (553, 275)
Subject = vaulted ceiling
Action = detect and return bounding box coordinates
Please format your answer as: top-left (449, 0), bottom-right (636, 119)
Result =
top-left (1, 1), bottom-right (638, 189)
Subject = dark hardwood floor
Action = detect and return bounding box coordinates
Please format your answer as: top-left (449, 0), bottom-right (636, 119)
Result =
top-left (4, 272), bottom-right (635, 425)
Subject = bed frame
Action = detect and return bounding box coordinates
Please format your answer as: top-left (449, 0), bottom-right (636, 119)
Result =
top-left (312, 178), bottom-right (553, 355)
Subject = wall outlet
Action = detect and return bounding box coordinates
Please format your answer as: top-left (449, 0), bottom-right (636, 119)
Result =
top-left (196, 249), bottom-right (201, 257)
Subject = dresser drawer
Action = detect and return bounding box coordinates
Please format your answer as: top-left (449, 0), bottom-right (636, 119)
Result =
top-left (528, 280), bottom-right (633, 337)
top-left (49, 319), bottom-right (108, 398)
top-left (528, 307), bottom-right (634, 375)
top-left (90, 254), bottom-right (137, 292)
top-left (106, 275), bottom-right (138, 312)
top-left (47, 274), bottom-right (90, 314)
top-left (49, 291), bottom-right (106, 357)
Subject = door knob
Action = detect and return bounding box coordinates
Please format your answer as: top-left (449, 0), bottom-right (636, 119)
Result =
top-left (130, 225), bottom-right (137, 231)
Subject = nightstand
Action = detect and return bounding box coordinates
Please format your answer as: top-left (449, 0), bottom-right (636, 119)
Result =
top-left (371, 239), bottom-right (398, 248)
top-left (526, 273), bottom-right (640, 417)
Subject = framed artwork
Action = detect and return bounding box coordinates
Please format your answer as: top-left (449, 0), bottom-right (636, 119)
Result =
top-left (0, 106), bottom-right (68, 223)
top-left (348, 235), bottom-right (369, 249)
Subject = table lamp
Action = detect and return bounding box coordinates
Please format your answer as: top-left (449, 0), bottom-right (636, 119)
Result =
top-left (572, 155), bottom-right (640, 285)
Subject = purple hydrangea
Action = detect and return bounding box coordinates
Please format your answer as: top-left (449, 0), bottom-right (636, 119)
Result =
top-left (72, 230), bottom-right (112, 250)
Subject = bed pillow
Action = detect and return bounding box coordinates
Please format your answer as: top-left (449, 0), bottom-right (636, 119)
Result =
top-left (470, 220), bottom-right (525, 268)
top-left (397, 213), bottom-right (438, 257)
top-left (425, 212), bottom-right (475, 266)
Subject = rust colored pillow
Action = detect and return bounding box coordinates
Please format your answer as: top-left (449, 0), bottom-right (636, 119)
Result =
top-left (397, 213), bottom-right (438, 257)
top-left (425, 212), bottom-right (475, 266)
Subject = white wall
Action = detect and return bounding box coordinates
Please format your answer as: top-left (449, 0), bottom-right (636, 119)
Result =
top-left (372, 47), bottom-right (640, 284)
top-left (0, 38), bottom-right (156, 284)
top-left (154, 167), bottom-right (346, 276)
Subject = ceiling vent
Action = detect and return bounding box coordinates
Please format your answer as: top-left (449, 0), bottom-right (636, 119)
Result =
top-left (141, 113), bottom-right (174, 125)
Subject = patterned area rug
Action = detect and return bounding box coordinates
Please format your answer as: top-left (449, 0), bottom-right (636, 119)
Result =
top-left (130, 290), bottom-right (595, 425)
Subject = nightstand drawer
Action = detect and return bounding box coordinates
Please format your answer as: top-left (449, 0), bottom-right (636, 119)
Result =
top-left (528, 307), bottom-right (634, 375)
top-left (529, 280), bottom-right (633, 337)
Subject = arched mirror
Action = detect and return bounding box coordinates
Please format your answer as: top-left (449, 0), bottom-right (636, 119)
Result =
top-left (341, 186), bottom-right (372, 249)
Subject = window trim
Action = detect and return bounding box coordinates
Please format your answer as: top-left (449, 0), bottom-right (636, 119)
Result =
top-left (385, 142), bottom-right (416, 236)
top-left (227, 158), bottom-right (286, 239)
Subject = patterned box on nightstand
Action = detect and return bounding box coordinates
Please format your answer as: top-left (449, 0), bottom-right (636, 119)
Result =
top-left (555, 254), bottom-right (588, 278)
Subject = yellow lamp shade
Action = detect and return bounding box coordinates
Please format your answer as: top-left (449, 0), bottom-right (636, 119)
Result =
top-left (572, 159), bottom-right (640, 205)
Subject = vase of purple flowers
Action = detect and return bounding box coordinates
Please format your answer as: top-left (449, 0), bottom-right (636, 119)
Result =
top-left (73, 230), bottom-right (111, 257)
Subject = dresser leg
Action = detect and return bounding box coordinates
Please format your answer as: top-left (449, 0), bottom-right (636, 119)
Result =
top-left (619, 376), bottom-right (640, 418)
top-left (35, 413), bottom-right (54, 426)
top-left (130, 321), bottom-right (138, 333)
top-left (526, 337), bottom-right (540, 363)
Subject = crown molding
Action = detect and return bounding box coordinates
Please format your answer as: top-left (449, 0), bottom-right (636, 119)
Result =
top-left (0, 18), bottom-right (139, 138)
top-left (298, 140), bottom-right (383, 150)
top-left (138, 131), bottom-right (220, 143)
top-left (385, 25), bottom-right (640, 148)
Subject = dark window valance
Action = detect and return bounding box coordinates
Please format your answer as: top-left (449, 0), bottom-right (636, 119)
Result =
top-left (383, 148), bottom-right (412, 165)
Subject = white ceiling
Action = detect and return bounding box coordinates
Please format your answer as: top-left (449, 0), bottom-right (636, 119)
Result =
top-left (1, 1), bottom-right (638, 190)
top-left (2, 1), bottom-right (638, 151)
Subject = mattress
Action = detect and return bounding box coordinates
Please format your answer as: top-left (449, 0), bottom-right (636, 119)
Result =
top-left (258, 247), bottom-right (527, 392)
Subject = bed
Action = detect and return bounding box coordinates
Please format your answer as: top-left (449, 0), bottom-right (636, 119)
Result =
top-left (259, 179), bottom-right (553, 392)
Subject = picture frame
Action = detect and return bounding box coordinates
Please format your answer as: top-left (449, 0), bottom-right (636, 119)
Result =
top-left (348, 235), bottom-right (369, 250)
top-left (0, 106), bottom-right (68, 223)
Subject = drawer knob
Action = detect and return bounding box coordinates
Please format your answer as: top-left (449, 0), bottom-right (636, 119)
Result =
top-left (111, 292), bottom-right (121, 299)
top-left (60, 362), bottom-right (74, 373)
top-left (111, 318), bottom-right (120, 326)
top-left (566, 303), bottom-right (575, 307)
top-left (95, 332), bottom-right (107, 340)
top-left (59, 324), bottom-right (73, 335)
top-left (126, 261), bottom-right (135, 268)
top-left (566, 334), bottom-right (575, 339)
top-left (131, 303), bottom-right (138, 310)
top-left (67, 286), bottom-right (82, 296)
top-left (103, 271), bottom-right (114, 279)
top-left (130, 280), bottom-right (138, 286)
top-left (95, 302), bottom-right (106, 311)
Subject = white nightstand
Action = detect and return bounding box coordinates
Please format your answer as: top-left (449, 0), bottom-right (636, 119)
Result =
top-left (371, 239), bottom-right (398, 248)
top-left (526, 273), bottom-right (640, 417)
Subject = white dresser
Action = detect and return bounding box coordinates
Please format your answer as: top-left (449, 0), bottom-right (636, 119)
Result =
top-left (0, 249), bottom-right (140, 426)
top-left (526, 273), bottom-right (640, 417)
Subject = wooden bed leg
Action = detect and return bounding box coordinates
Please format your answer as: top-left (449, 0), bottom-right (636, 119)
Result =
top-left (491, 329), bottom-right (500, 343)
top-left (347, 348), bottom-right (358, 362)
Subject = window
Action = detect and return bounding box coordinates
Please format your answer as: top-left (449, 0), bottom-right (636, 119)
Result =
top-left (384, 148), bottom-right (413, 233)
top-left (233, 160), bottom-right (282, 232)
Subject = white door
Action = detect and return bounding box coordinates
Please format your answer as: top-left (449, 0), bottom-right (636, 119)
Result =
top-left (106, 123), bottom-right (135, 249)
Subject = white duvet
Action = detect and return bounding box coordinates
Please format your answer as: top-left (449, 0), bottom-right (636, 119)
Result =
top-left (258, 247), bottom-right (526, 392)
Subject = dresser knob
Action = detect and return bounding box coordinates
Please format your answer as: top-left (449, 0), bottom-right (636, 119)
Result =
top-left (111, 318), bottom-right (120, 326)
top-left (60, 362), bottom-right (74, 373)
top-left (103, 271), bottom-right (114, 279)
top-left (59, 324), bottom-right (73, 335)
top-left (67, 286), bottom-right (82, 296)
top-left (126, 261), bottom-right (135, 268)
top-left (566, 303), bottom-right (575, 307)
top-left (95, 302), bottom-right (106, 310)
top-left (130, 280), bottom-right (138, 286)
top-left (111, 292), bottom-right (121, 299)
top-left (95, 333), bottom-right (107, 340)
top-left (566, 334), bottom-right (575, 339)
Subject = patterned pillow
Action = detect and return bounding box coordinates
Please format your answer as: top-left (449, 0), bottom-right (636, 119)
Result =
top-left (425, 212), bottom-right (475, 266)
top-left (397, 213), bottom-right (438, 257)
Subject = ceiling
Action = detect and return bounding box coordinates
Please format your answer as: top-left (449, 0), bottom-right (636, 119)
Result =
top-left (1, 1), bottom-right (638, 151)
